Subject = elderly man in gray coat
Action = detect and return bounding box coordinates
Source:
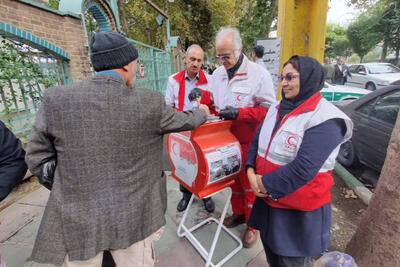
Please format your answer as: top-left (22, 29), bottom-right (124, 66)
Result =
top-left (25, 31), bottom-right (209, 267)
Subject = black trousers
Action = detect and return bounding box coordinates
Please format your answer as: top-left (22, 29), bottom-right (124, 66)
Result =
top-left (180, 184), bottom-right (211, 201)
top-left (261, 235), bottom-right (311, 267)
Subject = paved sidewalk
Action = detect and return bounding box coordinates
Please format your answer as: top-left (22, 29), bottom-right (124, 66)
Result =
top-left (0, 174), bottom-right (266, 267)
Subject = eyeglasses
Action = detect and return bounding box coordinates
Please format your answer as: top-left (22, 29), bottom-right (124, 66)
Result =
top-left (216, 54), bottom-right (232, 61)
top-left (278, 72), bottom-right (299, 82)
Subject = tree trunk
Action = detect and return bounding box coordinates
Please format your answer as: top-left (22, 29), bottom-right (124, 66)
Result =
top-left (346, 110), bottom-right (400, 266)
top-left (145, 20), bottom-right (152, 44)
top-left (117, 0), bottom-right (129, 35)
top-left (359, 56), bottom-right (364, 63)
top-left (380, 41), bottom-right (387, 62)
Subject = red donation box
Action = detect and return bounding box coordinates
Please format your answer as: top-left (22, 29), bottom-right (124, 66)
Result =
top-left (166, 120), bottom-right (242, 198)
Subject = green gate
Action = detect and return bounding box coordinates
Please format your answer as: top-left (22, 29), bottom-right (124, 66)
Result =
top-left (129, 38), bottom-right (173, 95)
top-left (0, 21), bottom-right (173, 141)
top-left (0, 22), bottom-right (71, 141)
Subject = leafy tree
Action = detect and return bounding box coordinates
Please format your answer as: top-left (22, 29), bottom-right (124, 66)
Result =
top-left (118, 0), bottom-right (244, 53)
top-left (347, 13), bottom-right (381, 62)
top-left (237, 0), bottom-right (278, 53)
top-left (349, 0), bottom-right (400, 63)
top-left (325, 24), bottom-right (352, 59)
top-left (179, 0), bottom-right (213, 51)
top-left (377, 0), bottom-right (400, 64)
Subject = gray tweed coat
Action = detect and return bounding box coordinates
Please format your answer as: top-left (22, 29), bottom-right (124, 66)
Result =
top-left (25, 74), bottom-right (207, 265)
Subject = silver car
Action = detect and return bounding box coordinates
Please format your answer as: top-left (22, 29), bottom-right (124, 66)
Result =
top-left (346, 63), bottom-right (400, 91)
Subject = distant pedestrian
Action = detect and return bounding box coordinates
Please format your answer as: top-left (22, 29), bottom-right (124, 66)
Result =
top-left (25, 31), bottom-right (209, 267)
top-left (323, 57), bottom-right (334, 83)
top-left (253, 45), bottom-right (267, 70)
top-left (333, 58), bottom-right (351, 85)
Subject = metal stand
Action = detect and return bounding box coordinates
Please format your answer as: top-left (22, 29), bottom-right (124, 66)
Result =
top-left (177, 187), bottom-right (243, 267)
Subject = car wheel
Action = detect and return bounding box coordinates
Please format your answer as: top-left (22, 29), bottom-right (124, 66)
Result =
top-left (337, 140), bottom-right (358, 167)
top-left (366, 82), bottom-right (376, 91)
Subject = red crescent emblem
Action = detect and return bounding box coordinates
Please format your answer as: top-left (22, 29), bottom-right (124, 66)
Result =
top-left (287, 136), bottom-right (296, 145)
top-left (172, 142), bottom-right (179, 156)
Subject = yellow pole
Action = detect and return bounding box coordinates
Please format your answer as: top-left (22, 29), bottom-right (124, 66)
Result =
top-left (276, 0), bottom-right (329, 99)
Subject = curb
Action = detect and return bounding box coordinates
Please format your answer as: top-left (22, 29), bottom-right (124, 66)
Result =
top-left (334, 162), bottom-right (372, 205)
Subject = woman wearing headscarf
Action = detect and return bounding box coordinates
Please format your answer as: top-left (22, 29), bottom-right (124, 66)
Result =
top-left (246, 55), bottom-right (353, 267)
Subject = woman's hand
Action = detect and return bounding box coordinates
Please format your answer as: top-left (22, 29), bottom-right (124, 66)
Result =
top-left (255, 175), bottom-right (268, 197)
top-left (247, 167), bottom-right (268, 198)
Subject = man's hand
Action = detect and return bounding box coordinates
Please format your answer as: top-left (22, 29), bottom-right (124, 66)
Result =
top-left (219, 106), bottom-right (239, 120)
top-left (188, 88), bottom-right (203, 102)
top-left (199, 104), bottom-right (210, 115)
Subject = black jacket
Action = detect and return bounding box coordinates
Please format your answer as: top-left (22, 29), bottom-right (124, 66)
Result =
top-left (0, 120), bottom-right (27, 201)
top-left (333, 64), bottom-right (351, 85)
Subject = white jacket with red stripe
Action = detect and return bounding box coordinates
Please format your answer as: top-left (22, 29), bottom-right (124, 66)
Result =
top-left (208, 55), bottom-right (276, 145)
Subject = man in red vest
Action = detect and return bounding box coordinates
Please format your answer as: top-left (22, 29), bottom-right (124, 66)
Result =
top-left (165, 44), bottom-right (215, 213)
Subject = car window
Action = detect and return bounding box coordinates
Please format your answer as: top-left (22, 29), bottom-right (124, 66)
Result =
top-left (349, 65), bottom-right (359, 73)
top-left (357, 99), bottom-right (376, 115)
top-left (356, 65), bottom-right (366, 73)
top-left (366, 64), bottom-right (400, 74)
top-left (369, 91), bottom-right (400, 126)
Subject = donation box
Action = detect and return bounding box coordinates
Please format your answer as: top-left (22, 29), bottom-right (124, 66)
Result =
top-left (166, 120), bottom-right (242, 198)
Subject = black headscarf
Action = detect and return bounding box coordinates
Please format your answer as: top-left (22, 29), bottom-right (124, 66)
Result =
top-left (278, 55), bottom-right (325, 121)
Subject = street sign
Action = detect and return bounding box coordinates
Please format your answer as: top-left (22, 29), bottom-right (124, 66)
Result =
top-left (255, 38), bottom-right (281, 92)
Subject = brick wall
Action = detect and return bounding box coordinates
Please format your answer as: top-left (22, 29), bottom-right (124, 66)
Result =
top-left (0, 0), bottom-right (91, 82)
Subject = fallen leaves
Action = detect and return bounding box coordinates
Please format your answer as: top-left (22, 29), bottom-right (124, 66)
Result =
top-left (344, 189), bottom-right (358, 199)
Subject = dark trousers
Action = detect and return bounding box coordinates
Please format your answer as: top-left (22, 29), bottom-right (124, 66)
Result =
top-left (261, 236), bottom-right (311, 267)
top-left (180, 184), bottom-right (211, 201)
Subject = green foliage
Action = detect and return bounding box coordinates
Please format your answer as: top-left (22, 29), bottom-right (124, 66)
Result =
top-left (347, 53), bottom-right (361, 64)
top-left (85, 10), bottom-right (100, 41)
top-left (325, 24), bottom-right (352, 59)
top-left (119, 0), bottom-right (273, 54)
top-left (45, 0), bottom-right (60, 10)
top-left (347, 12), bottom-right (382, 62)
top-left (376, 0), bottom-right (400, 63)
top-left (0, 39), bottom-right (58, 130)
top-left (179, 0), bottom-right (213, 51)
top-left (347, 0), bottom-right (400, 63)
top-left (237, 0), bottom-right (277, 53)
top-left (363, 47), bottom-right (382, 62)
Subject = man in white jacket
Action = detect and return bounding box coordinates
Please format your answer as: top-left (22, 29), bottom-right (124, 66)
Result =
top-left (208, 27), bottom-right (276, 248)
top-left (165, 44), bottom-right (215, 213)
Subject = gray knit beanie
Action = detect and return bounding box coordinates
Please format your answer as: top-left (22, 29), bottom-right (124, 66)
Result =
top-left (89, 31), bottom-right (138, 71)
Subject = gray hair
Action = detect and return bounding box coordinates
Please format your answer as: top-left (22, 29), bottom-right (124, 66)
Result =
top-left (216, 27), bottom-right (242, 57)
top-left (186, 44), bottom-right (203, 56)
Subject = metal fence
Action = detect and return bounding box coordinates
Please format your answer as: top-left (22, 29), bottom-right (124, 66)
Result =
top-left (0, 36), bottom-right (173, 141)
top-left (129, 38), bottom-right (173, 95)
top-left (0, 37), bottom-right (70, 141)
